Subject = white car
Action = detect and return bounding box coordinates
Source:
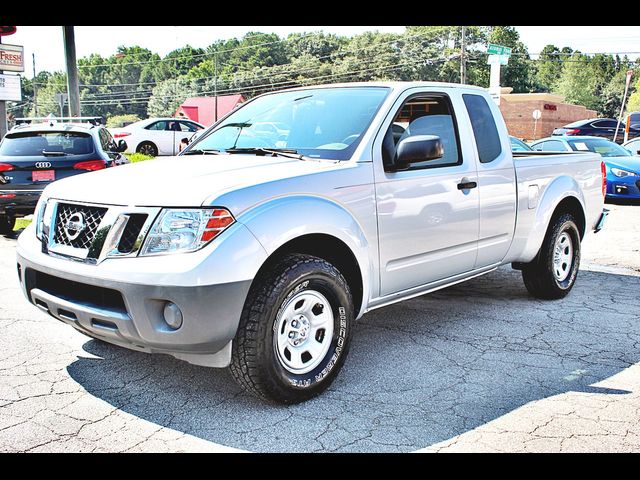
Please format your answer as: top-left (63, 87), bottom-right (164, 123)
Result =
top-left (109, 118), bottom-right (205, 157)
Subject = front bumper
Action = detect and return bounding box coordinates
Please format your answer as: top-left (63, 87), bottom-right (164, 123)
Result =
top-left (16, 222), bottom-right (267, 367)
top-left (606, 177), bottom-right (640, 199)
top-left (0, 189), bottom-right (43, 217)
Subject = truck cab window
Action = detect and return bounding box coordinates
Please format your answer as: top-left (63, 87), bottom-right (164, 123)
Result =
top-left (382, 94), bottom-right (462, 170)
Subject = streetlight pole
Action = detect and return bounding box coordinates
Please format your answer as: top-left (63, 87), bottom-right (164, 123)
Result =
top-left (62, 26), bottom-right (81, 117)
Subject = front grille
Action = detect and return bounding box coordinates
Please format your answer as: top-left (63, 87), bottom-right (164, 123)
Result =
top-left (53, 203), bottom-right (107, 249)
top-left (25, 268), bottom-right (127, 313)
top-left (117, 214), bottom-right (148, 254)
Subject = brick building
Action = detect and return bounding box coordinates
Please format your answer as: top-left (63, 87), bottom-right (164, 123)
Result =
top-left (497, 89), bottom-right (597, 141)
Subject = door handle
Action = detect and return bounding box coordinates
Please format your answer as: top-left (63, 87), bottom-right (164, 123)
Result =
top-left (457, 180), bottom-right (478, 190)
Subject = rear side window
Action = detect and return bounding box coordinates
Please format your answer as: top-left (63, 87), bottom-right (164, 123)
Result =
top-left (0, 131), bottom-right (94, 156)
top-left (463, 94), bottom-right (502, 164)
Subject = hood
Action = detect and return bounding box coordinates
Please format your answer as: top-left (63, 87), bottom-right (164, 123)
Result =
top-left (42, 154), bottom-right (342, 207)
top-left (605, 155), bottom-right (640, 173)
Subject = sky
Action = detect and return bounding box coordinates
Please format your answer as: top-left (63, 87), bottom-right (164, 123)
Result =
top-left (3, 25), bottom-right (640, 79)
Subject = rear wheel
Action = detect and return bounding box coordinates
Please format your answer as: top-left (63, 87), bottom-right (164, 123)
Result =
top-left (0, 216), bottom-right (15, 235)
top-left (136, 141), bottom-right (158, 157)
top-left (230, 254), bottom-right (354, 404)
top-left (522, 213), bottom-right (581, 299)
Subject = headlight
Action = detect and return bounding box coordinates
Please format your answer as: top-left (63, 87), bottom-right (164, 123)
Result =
top-left (139, 208), bottom-right (234, 256)
top-left (611, 167), bottom-right (638, 178)
top-left (34, 197), bottom-right (48, 240)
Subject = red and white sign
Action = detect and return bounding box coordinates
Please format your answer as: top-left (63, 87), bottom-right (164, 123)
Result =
top-left (0, 26), bottom-right (17, 36)
top-left (0, 43), bottom-right (24, 72)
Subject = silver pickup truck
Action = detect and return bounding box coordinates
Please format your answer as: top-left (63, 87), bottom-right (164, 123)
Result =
top-left (16, 82), bottom-right (607, 403)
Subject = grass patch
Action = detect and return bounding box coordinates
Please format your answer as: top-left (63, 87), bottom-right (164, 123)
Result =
top-left (14, 217), bottom-right (32, 231)
top-left (127, 153), bottom-right (155, 163)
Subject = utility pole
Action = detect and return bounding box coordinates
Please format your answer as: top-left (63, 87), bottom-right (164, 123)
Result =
top-left (32, 53), bottom-right (38, 116)
top-left (460, 26), bottom-right (467, 85)
top-left (214, 51), bottom-right (218, 122)
top-left (62, 26), bottom-right (81, 117)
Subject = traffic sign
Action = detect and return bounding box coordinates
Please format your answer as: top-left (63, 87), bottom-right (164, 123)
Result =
top-left (488, 54), bottom-right (510, 66)
top-left (487, 43), bottom-right (512, 57)
top-left (532, 109), bottom-right (542, 120)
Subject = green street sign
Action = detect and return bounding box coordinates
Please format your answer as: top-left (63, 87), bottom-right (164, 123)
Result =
top-left (487, 43), bottom-right (512, 56)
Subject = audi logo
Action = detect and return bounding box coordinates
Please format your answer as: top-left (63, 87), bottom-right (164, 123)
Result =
top-left (34, 162), bottom-right (52, 169)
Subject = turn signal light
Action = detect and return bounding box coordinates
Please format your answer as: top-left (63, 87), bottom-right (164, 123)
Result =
top-left (0, 162), bottom-right (14, 172)
top-left (113, 132), bottom-right (131, 139)
top-left (201, 209), bottom-right (234, 242)
top-left (601, 161), bottom-right (607, 197)
top-left (73, 160), bottom-right (106, 171)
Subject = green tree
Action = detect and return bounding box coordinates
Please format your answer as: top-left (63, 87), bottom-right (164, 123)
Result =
top-left (147, 76), bottom-right (200, 117)
top-left (626, 76), bottom-right (640, 113)
top-left (553, 53), bottom-right (599, 110)
top-left (535, 45), bottom-right (572, 92)
top-left (156, 45), bottom-right (206, 81)
top-left (29, 72), bottom-right (68, 117)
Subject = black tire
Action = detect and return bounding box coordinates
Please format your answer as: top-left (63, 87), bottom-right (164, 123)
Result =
top-left (0, 216), bottom-right (15, 235)
top-left (230, 254), bottom-right (354, 404)
top-left (522, 213), bottom-right (581, 300)
top-left (136, 141), bottom-right (158, 157)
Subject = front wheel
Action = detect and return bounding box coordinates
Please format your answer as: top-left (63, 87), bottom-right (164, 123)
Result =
top-left (230, 254), bottom-right (354, 404)
top-left (0, 216), bottom-right (15, 235)
top-left (522, 213), bottom-right (581, 299)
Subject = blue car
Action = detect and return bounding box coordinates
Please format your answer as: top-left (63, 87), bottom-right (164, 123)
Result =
top-left (531, 135), bottom-right (640, 200)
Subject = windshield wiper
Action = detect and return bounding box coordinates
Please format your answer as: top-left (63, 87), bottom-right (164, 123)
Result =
top-left (224, 147), bottom-right (307, 161)
top-left (181, 148), bottom-right (221, 155)
top-left (42, 151), bottom-right (67, 156)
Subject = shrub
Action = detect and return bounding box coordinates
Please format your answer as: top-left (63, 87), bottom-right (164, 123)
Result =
top-left (127, 153), bottom-right (155, 163)
top-left (107, 114), bottom-right (142, 128)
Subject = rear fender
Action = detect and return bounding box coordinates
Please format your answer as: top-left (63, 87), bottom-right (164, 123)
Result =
top-left (519, 175), bottom-right (586, 263)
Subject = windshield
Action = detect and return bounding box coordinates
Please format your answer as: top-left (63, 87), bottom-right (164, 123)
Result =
top-left (0, 131), bottom-right (94, 156)
top-left (187, 87), bottom-right (389, 160)
top-left (567, 138), bottom-right (631, 157)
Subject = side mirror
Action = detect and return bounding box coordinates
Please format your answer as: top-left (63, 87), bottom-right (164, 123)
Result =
top-left (393, 135), bottom-right (444, 171)
top-left (116, 139), bottom-right (128, 153)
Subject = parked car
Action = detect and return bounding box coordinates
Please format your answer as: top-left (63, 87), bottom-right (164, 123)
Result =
top-left (531, 136), bottom-right (640, 200)
top-left (109, 118), bottom-right (205, 157)
top-left (0, 119), bottom-right (128, 235)
top-left (17, 82), bottom-right (606, 403)
top-left (552, 118), bottom-right (640, 144)
top-left (510, 136), bottom-right (532, 152)
top-left (622, 137), bottom-right (640, 156)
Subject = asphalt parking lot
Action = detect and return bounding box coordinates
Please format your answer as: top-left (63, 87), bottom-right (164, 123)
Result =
top-left (1, 203), bottom-right (639, 452)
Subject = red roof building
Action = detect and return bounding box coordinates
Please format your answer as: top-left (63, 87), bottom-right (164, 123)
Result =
top-left (175, 95), bottom-right (246, 126)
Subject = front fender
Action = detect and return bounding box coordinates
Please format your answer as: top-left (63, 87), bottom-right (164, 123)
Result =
top-left (236, 195), bottom-right (373, 316)
top-left (519, 175), bottom-right (586, 262)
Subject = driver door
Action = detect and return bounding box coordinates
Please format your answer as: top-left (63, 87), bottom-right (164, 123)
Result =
top-left (373, 89), bottom-right (480, 296)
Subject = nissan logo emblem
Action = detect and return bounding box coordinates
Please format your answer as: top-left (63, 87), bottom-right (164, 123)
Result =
top-left (64, 212), bottom-right (86, 241)
top-left (35, 162), bottom-right (52, 169)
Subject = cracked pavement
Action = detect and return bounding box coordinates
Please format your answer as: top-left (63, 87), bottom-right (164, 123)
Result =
top-left (1, 203), bottom-right (639, 452)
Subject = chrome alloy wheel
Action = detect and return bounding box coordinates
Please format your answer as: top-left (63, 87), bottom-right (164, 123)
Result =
top-left (274, 290), bottom-right (334, 374)
top-left (553, 232), bottom-right (573, 282)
